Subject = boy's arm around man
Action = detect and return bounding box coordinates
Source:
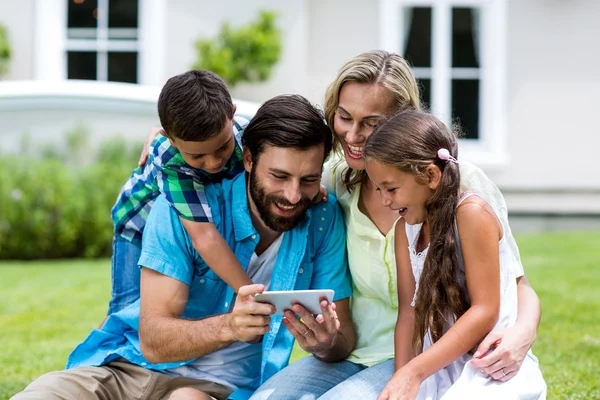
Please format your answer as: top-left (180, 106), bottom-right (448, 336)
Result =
top-left (135, 196), bottom-right (273, 364)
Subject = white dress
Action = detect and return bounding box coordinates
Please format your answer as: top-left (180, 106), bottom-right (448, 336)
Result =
top-left (405, 194), bottom-right (547, 400)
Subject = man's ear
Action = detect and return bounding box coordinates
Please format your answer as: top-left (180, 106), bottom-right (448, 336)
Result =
top-left (243, 146), bottom-right (253, 173)
top-left (425, 164), bottom-right (442, 190)
top-left (232, 103), bottom-right (237, 116)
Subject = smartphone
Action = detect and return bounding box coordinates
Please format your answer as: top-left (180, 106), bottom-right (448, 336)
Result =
top-left (253, 289), bottom-right (335, 315)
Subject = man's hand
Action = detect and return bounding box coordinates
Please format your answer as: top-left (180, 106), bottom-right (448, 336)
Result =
top-left (138, 127), bottom-right (163, 167)
top-left (282, 299), bottom-right (340, 360)
top-left (226, 284), bottom-right (276, 343)
top-left (470, 324), bottom-right (535, 381)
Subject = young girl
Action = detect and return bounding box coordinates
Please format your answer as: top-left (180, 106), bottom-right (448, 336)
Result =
top-left (364, 110), bottom-right (546, 400)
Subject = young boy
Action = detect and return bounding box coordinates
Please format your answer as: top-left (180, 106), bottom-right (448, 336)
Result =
top-left (108, 70), bottom-right (252, 315)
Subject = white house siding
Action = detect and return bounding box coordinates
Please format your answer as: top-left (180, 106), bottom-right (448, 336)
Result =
top-left (0, 0), bottom-right (35, 80)
top-left (305, 0), bottom-right (381, 105)
top-left (489, 0), bottom-right (600, 214)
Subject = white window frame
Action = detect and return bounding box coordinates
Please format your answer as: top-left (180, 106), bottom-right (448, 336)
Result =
top-left (34, 0), bottom-right (166, 86)
top-left (379, 0), bottom-right (508, 167)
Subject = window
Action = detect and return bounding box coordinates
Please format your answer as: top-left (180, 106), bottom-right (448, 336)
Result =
top-left (66, 0), bottom-right (139, 83)
top-left (379, 0), bottom-right (508, 165)
top-left (34, 0), bottom-right (165, 85)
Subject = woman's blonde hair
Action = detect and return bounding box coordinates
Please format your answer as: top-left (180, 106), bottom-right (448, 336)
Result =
top-left (324, 50), bottom-right (422, 190)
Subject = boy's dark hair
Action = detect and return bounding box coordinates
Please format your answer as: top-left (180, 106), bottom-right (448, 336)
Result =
top-left (242, 94), bottom-right (332, 163)
top-left (158, 70), bottom-right (233, 141)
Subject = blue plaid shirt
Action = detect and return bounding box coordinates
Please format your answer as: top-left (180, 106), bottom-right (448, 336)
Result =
top-left (111, 116), bottom-right (248, 245)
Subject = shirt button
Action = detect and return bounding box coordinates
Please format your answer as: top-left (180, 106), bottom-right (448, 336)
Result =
top-left (319, 227), bottom-right (323, 231)
top-left (225, 302), bottom-right (229, 308)
top-left (141, 362), bottom-right (147, 366)
top-left (321, 217), bottom-right (325, 221)
top-left (322, 207), bottom-right (327, 211)
top-left (251, 234), bottom-right (256, 240)
top-left (199, 279), bottom-right (205, 284)
top-left (298, 268), bottom-right (304, 274)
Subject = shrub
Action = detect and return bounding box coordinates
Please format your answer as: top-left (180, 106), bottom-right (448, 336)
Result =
top-left (192, 10), bottom-right (281, 87)
top-left (0, 132), bottom-right (141, 260)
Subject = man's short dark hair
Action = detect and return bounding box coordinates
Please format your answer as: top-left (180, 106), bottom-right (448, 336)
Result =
top-left (158, 70), bottom-right (233, 141)
top-left (242, 94), bottom-right (333, 163)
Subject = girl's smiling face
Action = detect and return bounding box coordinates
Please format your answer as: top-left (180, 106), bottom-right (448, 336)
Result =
top-left (333, 82), bottom-right (394, 170)
top-left (365, 158), bottom-right (439, 225)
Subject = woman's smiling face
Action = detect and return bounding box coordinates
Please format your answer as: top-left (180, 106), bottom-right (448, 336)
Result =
top-left (333, 82), bottom-right (394, 170)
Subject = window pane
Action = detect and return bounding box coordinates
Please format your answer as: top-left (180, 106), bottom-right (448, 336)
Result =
top-left (403, 7), bottom-right (432, 68)
top-left (68, 51), bottom-right (97, 80)
top-left (452, 79), bottom-right (479, 139)
top-left (418, 79), bottom-right (431, 111)
top-left (68, 0), bottom-right (98, 29)
top-left (108, 52), bottom-right (138, 83)
top-left (452, 8), bottom-right (479, 68)
top-left (108, 28), bottom-right (138, 40)
top-left (109, 0), bottom-right (139, 28)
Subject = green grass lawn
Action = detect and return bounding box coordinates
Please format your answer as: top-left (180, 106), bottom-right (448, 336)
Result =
top-left (1, 232), bottom-right (599, 399)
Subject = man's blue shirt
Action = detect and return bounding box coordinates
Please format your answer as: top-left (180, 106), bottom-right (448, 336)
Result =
top-left (66, 172), bottom-right (352, 396)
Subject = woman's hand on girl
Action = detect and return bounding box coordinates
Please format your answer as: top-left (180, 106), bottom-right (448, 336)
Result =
top-left (377, 368), bottom-right (421, 400)
top-left (471, 324), bottom-right (535, 381)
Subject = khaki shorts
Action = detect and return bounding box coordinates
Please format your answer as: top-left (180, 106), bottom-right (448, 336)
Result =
top-left (12, 360), bottom-right (234, 400)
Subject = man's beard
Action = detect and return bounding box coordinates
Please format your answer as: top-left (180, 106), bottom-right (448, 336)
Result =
top-left (248, 168), bottom-right (313, 233)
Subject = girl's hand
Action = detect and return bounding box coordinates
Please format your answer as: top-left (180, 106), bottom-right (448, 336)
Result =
top-left (138, 127), bottom-right (163, 167)
top-left (312, 184), bottom-right (328, 204)
top-left (377, 368), bottom-right (421, 400)
top-left (471, 324), bottom-right (535, 381)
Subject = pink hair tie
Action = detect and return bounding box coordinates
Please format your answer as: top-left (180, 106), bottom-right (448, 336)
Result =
top-left (437, 148), bottom-right (458, 164)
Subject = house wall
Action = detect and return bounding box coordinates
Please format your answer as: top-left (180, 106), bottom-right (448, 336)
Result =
top-left (304, 0), bottom-right (381, 104)
top-left (0, 0), bottom-right (35, 80)
top-left (489, 0), bottom-right (600, 213)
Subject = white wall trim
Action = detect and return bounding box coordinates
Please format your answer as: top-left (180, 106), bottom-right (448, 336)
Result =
top-left (0, 80), bottom-right (260, 116)
top-left (34, 0), bottom-right (67, 80)
top-left (139, 0), bottom-right (167, 86)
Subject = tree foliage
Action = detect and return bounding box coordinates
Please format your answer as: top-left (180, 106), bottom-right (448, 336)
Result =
top-left (0, 24), bottom-right (11, 77)
top-left (192, 10), bottom-right (282, 87)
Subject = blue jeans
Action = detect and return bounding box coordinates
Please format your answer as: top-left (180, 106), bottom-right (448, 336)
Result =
top-left (249, 356), bottom-right (394, 400)
top-left (107, 236), bottom-right (142, 315)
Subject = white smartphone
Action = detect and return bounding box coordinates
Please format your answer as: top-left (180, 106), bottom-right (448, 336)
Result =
top-left (254, 289), bottom-right (335, 315)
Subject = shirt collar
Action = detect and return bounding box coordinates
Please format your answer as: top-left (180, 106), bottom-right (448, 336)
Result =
top-left (231, 173), bottom-right (258, 242)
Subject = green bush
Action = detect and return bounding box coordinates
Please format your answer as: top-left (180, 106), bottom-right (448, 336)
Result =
top-left (0, 131), bottom-right (141, 260)
top-left (0, 24), bottom-right (10, 78)
top-left (192, 10), bottom-right (281, 87)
